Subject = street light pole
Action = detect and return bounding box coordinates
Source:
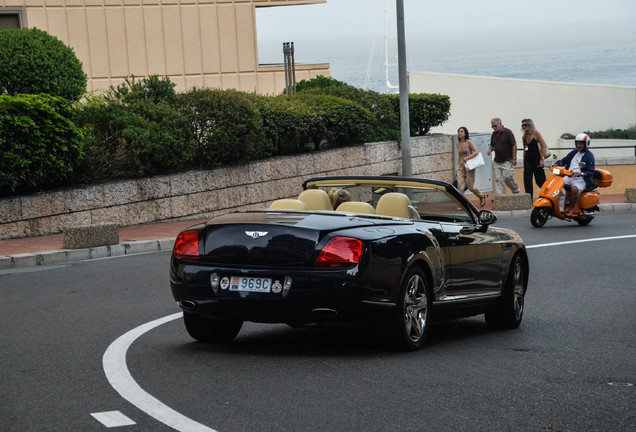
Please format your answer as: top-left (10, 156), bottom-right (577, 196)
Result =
top-left (396, 0), bottom-right (411, 177)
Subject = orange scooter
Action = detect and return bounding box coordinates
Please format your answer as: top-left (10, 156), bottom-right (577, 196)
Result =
top-left (530, 164), bottom-right (613, 227)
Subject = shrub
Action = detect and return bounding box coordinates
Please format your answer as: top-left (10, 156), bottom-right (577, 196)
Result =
top-left (561, 125), bottom-right (636, 140)
top-left (295, 75), bottom-right (347, 92)
top-left (73, 96), bottom-right (196, 181)
top-left (108, 75), bottom-right (177, 105)
top-left (386, 93), bottom-right (451, 136)
top-left (296, 76), bottom-right (400, 142)
top-left (292, 94), bottom-right (375, 149)
top-left (177, 88), bottom-right (267, 167)
top-left (0, 28), bottom-right (87, 101)
top-left (250, 94), bottom-right (320, 154)
top-left (0, 94), bottom-right (84, 194)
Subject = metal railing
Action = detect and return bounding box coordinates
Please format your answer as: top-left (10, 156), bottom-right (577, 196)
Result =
top-left (548, 145), bottom-right (636, 158)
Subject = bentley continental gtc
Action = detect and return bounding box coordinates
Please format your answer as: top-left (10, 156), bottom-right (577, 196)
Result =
top-left (170, 176), bottom-right (528, 350)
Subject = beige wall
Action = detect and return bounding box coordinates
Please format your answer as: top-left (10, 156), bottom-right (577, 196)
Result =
top-left (410, 71), bottom-right (636, 151)
top-left (1, 0), bottom-right (329, 94)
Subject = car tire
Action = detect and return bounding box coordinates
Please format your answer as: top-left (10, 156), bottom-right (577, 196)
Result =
top-left (386, 267), bottom-right (431, 351)
top-left (485, 254), bottom-right (526, 329)
top-left (530, 207), bottom-right (550, 228)
top-left (183, 312), bottom-right (243, 343)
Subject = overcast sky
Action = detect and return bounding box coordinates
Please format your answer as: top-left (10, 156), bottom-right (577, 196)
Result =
top-left (257, 0), bottom-right (636, 40)
top-left (255, 0), bottom-right (636, 89)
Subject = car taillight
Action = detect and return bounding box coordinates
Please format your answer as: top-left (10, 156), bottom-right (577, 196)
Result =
top-left (315, 237), bottom-right (363, 268)
top-left (173, 230), bottom-right (200, 260)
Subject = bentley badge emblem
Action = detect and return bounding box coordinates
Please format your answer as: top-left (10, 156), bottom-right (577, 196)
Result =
top-left (245, 231), bottom-right (268, 239)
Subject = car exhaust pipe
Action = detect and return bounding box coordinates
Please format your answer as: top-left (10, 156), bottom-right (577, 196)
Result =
top-left (179, 300), bottom-right (198, 311)
top-left (312, 308), bottom-right (338, 318)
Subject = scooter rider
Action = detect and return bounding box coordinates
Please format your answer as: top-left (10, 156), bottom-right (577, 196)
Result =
top-left (554, 133), bottom-right (596, 217)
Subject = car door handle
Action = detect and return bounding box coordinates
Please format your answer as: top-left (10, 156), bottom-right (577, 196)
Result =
top-left (447, 236), bottom-right (459, 242)
top-left (460, 226), bottom-right (476, 235)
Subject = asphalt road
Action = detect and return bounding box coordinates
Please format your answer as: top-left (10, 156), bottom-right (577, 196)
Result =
top-left (1, 211), bottom-right (635, 432)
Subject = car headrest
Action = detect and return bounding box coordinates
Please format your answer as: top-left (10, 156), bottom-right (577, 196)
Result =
top-left (268, 199), bottom-right (307, 210)
top-left (298, 189), bottom-right (333, 210)
top-left (336, 201), bottom-right (376, 214)
top-left (375, 193), bottom-right (412, 219)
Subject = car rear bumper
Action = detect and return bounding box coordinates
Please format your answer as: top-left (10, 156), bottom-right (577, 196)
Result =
top-left (170, 259), bottom-right (383, 325)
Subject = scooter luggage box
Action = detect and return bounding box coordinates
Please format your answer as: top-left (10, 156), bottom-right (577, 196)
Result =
top-left (593, 169), bottom-right (613, 187)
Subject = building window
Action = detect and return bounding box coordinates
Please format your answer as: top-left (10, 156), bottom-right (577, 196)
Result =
top-left (0, 9), bottom-right (25, 30)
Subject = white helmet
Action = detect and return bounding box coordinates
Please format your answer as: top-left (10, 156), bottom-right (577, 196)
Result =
top-left (575, 133), bottom-right (590, 148)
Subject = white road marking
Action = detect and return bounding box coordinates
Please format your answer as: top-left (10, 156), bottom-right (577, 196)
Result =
top-left (527, 234), bottom-right (636, 249)
top-left (102, 312), bottom-right (217, 432)
top-left (90, 411), bottom-right (136, 427)
top-left (101, 234), bottom-right (636, 431)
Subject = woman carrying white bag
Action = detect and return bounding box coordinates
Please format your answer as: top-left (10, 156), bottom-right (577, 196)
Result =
top-left (456, 126), bottom-right (486, 207)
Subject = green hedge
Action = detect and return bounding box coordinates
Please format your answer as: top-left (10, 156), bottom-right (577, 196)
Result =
top-left (561, 126), bottom-right (636, 140)
top-left (292, 93), bottom-right (375, 149)
top-left (0, 94), bottom-right (84, 193)
top-left (386, 93), bottom-right (451, 136)
top-left (250, 94), bottom-right (320, 154)
top-left (73, 99), bottom-right (196, 181)
top-left (296, 76), bottom-right (400, 142)
top-left (0, 28), bottom-right (86, 101)
top-left (1, 74), bottom-right (452, 196)
top-left (177, 88), bottom-right (269, 167)
top-left (296, 76), bottom-right (451, 138)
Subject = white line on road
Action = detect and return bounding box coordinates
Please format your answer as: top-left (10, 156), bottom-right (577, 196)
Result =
top-left (102, 234), bottom-right (636, 431)
top-left (526, 234), bottom-right (636, 249)
top-left (102, 312), bottom-right (217, 432)
top-left (91, 411), bottom-right (136, 428)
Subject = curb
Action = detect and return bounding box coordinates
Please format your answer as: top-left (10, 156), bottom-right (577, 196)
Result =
top-left (0, 238), bottom-right (175, 271)
top-left (1, 202), bottom-right (634, 270)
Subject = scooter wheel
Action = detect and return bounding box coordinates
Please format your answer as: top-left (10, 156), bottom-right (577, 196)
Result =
top-left (576, 216), bottom-right (593, 226)
top-left (531, 207), bottom-right (550, 228)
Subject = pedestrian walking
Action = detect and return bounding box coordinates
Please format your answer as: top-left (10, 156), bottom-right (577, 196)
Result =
top-left (487, 117), bottom-right (521, 195)
top-left (456, 127), bottom-right (486, 207)
top-left (521, 118), bottom-right (548, 197)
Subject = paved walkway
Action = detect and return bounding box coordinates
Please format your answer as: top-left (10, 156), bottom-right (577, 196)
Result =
top-left (1, 194), bottom-right (632, 270)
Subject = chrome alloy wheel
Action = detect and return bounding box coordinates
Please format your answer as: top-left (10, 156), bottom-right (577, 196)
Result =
top-left (512, 257), bottom-right (525, 321)
top-left (403, 274), bottom-right (429, 343)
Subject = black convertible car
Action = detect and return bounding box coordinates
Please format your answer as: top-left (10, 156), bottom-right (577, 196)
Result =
top-left (170, 176), bottom-right (528, 350)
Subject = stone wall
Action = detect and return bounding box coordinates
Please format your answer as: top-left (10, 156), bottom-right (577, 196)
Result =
top-left (0, 135), bottom-right (453, 240)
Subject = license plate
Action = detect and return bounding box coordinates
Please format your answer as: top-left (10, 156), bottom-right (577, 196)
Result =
top-left (229, 276), bottom-right (272, 293)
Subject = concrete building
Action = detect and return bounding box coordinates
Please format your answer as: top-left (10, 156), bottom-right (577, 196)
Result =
top-left (0, 0), bottom-right (330, 94)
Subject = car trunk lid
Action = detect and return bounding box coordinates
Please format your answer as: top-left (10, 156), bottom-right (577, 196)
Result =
top-left (200, 211), bottom-right (405, 267)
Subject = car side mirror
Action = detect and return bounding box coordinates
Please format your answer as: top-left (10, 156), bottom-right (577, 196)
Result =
top-left (478, 210), bottom-right (497, 226)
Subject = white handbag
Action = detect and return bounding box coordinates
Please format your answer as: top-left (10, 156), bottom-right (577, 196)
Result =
top-left (465, 151), bottom-right (485, 171)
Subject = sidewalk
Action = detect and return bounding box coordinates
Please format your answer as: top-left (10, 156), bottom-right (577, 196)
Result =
top-left (1, 194), bottom-right (633, 270)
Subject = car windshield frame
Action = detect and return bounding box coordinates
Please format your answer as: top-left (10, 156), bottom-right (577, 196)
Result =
top-left (303, 176), bottom-right (480, 224)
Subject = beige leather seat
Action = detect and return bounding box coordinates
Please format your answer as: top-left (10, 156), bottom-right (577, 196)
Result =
top-left (375, 193), bottom-right (412, 219)
top-left (298, 189), bottom-right (333, 210)
top-left (336, 201), bottom-right (376, 214)
top-left (268, 199), bottom-right (307, 210)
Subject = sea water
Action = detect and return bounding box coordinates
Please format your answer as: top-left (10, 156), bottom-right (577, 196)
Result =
top-left (269, 18), bottom-right (636, 93)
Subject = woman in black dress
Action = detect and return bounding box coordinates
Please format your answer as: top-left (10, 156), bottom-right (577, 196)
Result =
top-left (521, 118), bottom-right (548, 197)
